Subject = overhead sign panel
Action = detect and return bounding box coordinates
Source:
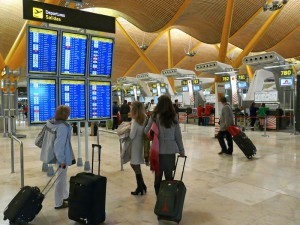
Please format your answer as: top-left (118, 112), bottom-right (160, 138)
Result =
top-left (23, 0), bottom-right (115, 33)
top-left (27, 26), bottom-right (58, 75)
top-left (89, 36), bottom-right (114, 77)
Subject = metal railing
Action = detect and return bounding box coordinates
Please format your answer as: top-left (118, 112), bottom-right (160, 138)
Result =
top-left (11, 135), bottom-right (24, 188)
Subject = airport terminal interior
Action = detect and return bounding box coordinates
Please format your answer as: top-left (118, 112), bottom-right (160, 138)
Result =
top-left (1, 0), bottom-right (300, 224)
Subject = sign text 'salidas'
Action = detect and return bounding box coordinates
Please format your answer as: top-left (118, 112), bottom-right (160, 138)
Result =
top-left (45, 10), bottom-right (66, 22)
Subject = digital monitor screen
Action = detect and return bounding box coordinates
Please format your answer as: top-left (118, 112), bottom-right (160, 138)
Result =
top-left (89, 36), bottom-right (113, 77)
top-left (224, 83), bottom-right (231, 90)
top-left (60, 80), bottom-right (86, 120)
top-left (160, 87), bottom-right (166, 93)
top-left (29, 79), bottom-right (56, 124)
top-left (61, 32), bottom-right (87, 76)
top-left (152, 88), bottom-right (157, 94)
top-left (136, 89), bottom-right (141, 95)
top-left (130, 90), bottom-right (134, 95)
top-left (117, 91), bottom-right (121, 96)
top-left (28, 27), bottom-right (58, 74)
top-left (280, 77), bottom-right (293, 87)
top-left (237, 81), bottom-right (248, 89)
top-left (89, 81), bottom-right (111, 120)
top-left (193, 85), bottom-right (200, 91)
top-left (182, 86), bottom-right (189, 92)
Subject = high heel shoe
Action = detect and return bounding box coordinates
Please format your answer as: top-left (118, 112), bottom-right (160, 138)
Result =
top-left (131, 187), bottom-right (144, 195)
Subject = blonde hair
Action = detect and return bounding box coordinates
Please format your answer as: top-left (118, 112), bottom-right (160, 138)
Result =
top-left (131, 101), bottom-right (145, 125)
top-left (55, 105), bottom-right (71, 121)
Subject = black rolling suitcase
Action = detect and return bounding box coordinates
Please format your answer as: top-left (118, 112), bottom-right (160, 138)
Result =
top-left (3, 168), bottom-right (62, 225)
top-left (68, 144), bottom-right (107, 224)
top-left (154, 155), bottom-right (187, 224)
top-left (228, 125), bottom-right (257, 159)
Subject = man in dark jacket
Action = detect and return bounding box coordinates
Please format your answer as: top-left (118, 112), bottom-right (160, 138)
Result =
top-left (217, 97), bottom-right (234, 155)
top-left (120, 100), bottom-right (130, 123)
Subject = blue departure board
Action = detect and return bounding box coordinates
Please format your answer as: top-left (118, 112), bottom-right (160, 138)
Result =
top-left (61, 32), bottom-right (87, 76)
top-left (89, 36), bottom-right (113, 77)
top-left (28, 27), bottom-right (58, 74)
top-left (29, 79), bottom-right (57, 124)
top-left (89, 81), bottom-right (111, 120)
top-left (60, 80), bottom-right (86, 120)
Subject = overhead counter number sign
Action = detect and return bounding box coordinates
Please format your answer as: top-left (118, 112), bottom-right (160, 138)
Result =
top-left (237, 74), bottom-right (247, 81)
top-left (280, 69), bottom-right (293, 76)
top-left (222, 75), bottom-right (230, 82)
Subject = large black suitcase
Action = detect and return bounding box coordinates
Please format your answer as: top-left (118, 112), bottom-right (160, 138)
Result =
top-left (154, 155), bottom-right (187, 223)
top-left (68, 144), bottom-right (107, 224)
top-left (228, 125), bottom-right (257, 159)
top-left (233, 132), bottom-right (257, 159)
top-left (3, 168), bottom-right (61, 225)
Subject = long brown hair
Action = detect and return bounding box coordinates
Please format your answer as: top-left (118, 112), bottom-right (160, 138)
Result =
top-left (153, 95), bottom-right (177, 128)
top-left (131, 101), bottom-right (146, 125)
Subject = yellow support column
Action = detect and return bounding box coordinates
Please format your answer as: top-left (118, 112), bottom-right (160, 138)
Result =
top-left (167, 29), bottom-right (175, 92)
top-left (116, 20), bottom-right (159, 74)
top-left (218, 0), bottom-right (235, 63)
top-left (246, 65), bottom-right (254, 80)
top-left (232, 8), bottom-right (284, 68)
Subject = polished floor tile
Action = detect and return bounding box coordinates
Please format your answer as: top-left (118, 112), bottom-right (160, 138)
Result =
top-left (1, 122), bottom-right (300, 225)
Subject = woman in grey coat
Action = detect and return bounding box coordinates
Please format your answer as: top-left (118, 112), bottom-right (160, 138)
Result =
top-left (145, 95), bottom-right (185, 196)
top-left (129, 101), bottom-right (147, 195)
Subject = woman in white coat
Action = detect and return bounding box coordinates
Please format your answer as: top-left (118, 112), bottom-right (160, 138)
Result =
top-left (129, 101), bottom-right (147, 195)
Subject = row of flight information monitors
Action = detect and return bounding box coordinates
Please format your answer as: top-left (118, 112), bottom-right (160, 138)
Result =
top-left (28, 26), bottom-right (113, 77)
top-left (29, 78), bottom-right (111, 124)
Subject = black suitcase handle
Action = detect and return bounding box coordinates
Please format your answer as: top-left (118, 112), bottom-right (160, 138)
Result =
top-left (41, 166), bottom-right (64, 196)
top-left (173, 155), bottom-right (187, 181)
top-left (92, 144), bottom-right (102, 175)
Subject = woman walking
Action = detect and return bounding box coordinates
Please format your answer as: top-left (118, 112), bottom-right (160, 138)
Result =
top-left (145, 95), bottom-right (185, 196)
top-left (129, 101), bottom-right (147, 195)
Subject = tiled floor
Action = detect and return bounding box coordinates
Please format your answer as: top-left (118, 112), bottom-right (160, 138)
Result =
top-left (1, 121), bottom-right (300, 225)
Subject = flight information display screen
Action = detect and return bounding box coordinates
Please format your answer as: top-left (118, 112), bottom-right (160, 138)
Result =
top-left (60, 80), bottom-right (86, 120)
top-left (89, 36), bottom-right (113, 77)
top-left (89, 81), bottom-right (111, 120)
top-left (28, 27), bottom-right (58, 74)
top-left (61, 32), bottom-right (87, 76)
top-left (29, 79), bottom-right (56, 124)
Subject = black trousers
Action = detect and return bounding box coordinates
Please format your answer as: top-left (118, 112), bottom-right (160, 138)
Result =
top-left (112, 116), bottom-right (118, 130)
top-left (217, 130), bottom-right (233, 153)
top-left (154, 154), bottom-right (175, 195)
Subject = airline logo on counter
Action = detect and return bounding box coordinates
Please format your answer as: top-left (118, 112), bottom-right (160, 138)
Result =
top-left (33, 7), bottom-right (43, 19)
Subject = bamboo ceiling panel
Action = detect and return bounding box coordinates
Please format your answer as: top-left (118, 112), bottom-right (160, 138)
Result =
top-left (268, 27), bottom-right (300, 58)
top-left (0, 0), bottom-right (24, 59)
top-left (60, 0), bottom-right (185, 32)
top-left (253, 0), bottom-right (300, 51)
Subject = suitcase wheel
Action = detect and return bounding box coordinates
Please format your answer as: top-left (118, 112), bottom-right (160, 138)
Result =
top-left (247, 155), bottom-right (253, 159)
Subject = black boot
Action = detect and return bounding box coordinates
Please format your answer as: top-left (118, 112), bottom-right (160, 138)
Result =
top-left (131, 174), bottom-right (144, 196)
top-left (140, 174), bottom-right (147, 193)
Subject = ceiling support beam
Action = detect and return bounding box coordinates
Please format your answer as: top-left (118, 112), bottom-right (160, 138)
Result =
top-left (229, 0), bottom-right (273, 40)
top-left (116, 20), bottom-right (160, 74)
top-left (122, 29), bottom-right (168, 77)
top-left (167, 29), bottom-right (175, 92)
top-left (174, 42), bottom-right (202, 67)
top-left (214, 45), bottom-right (232, 65)
top-left (246, 65), bottom-right (254, 80)
top-left (232, 8), bottom-right (284, 68)
top-left (218, 0), bottom-right (235, 63)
